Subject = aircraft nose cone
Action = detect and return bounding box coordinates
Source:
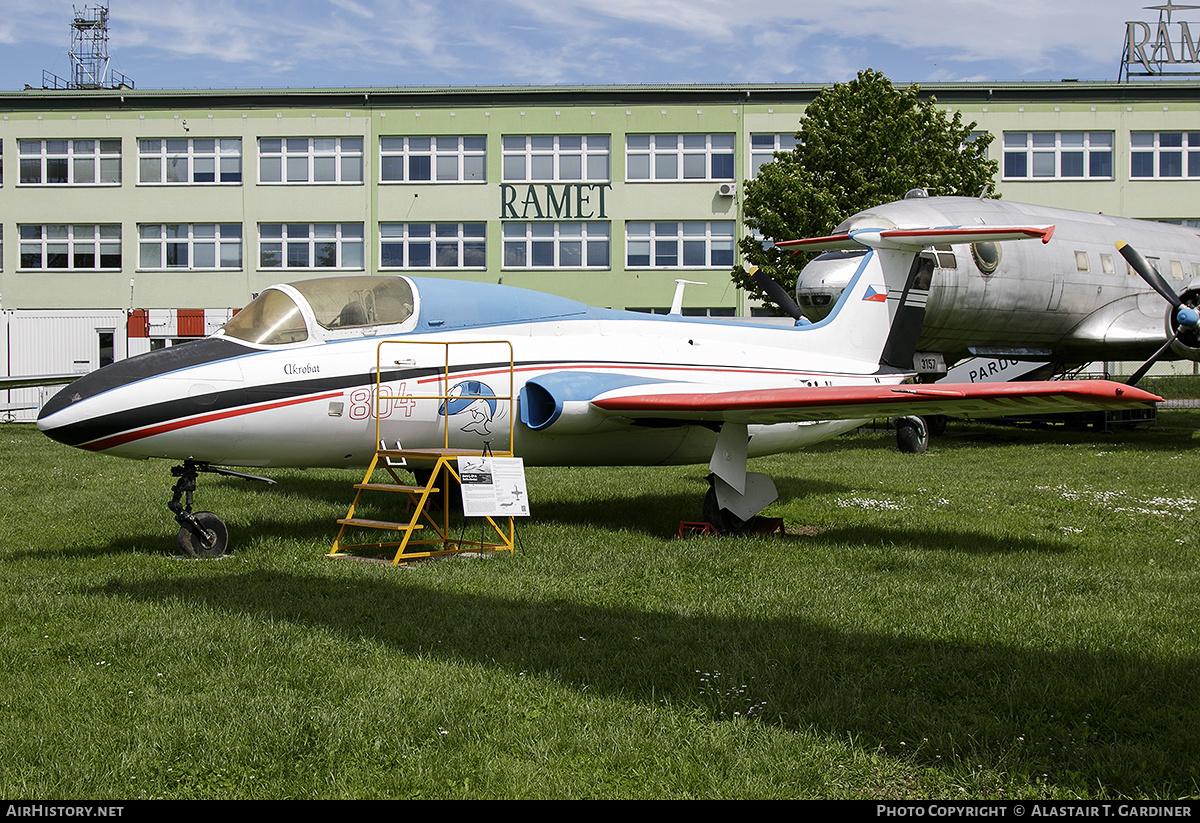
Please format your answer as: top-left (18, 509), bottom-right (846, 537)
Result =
top-left (36, 337), bottom-right (254, 449)
top-left (37, 370), bottom-right (109, 440)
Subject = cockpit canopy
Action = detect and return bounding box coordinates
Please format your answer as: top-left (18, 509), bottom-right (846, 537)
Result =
top-left (218, 276), bottom-right (415, 346)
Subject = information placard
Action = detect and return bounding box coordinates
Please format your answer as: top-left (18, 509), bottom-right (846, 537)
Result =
top-left (456, 456), bottom-right (530, 517)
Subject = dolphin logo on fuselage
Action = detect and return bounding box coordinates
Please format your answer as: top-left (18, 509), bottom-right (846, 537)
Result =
top-left (439, 380), bottom-right (498, 435)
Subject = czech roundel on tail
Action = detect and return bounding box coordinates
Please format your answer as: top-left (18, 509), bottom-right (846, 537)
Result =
top-left (35, 220), bottom-right (1160, 550)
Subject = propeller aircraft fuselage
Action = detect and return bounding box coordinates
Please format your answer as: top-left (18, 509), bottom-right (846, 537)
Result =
top-left (36, 223), bottom-right (1161, 553)
top-left (793, 196), bottom-right (1200, 376)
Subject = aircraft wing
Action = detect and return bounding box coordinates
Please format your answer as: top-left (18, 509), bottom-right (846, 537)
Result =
top-left (1, 374), bottom-right (77, 390)
top-left (590, 380), bottom-right (1159, 425)
top-left (777, 225), bottom-right (1055, 253)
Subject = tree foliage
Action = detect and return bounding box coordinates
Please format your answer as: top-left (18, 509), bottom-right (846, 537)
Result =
top-left (734, 68), bottom-right (999, 312)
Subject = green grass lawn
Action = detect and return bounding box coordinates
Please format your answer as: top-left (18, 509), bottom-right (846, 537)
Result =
top-left (1, 413), bottom-right (1197, 799)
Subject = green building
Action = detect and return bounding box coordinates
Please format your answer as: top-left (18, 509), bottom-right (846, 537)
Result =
top-left (2, 81), bottom-right (1199, 415)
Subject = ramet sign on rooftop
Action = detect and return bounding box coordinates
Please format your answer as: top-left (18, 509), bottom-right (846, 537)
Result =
top-left (1122, 2), bottom-right (1200, 78)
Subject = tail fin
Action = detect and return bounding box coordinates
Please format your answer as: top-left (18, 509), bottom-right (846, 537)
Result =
top-left (777, 225), bottom-right (1054, 373)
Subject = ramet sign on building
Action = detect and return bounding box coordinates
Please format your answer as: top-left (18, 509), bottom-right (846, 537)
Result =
top-left (1122, 2), bottom-right (1200, 78)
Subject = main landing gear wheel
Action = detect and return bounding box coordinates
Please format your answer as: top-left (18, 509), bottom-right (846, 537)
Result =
top-left (702, 482), bottom-right (753, 536)
top-left (895, 416), bottom-right (929, 454)
top-left (176, 511), bottom-right (229, 559)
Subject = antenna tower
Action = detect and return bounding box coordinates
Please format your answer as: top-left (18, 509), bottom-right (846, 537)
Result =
top-left (42, 4), bottom-right (134, 90)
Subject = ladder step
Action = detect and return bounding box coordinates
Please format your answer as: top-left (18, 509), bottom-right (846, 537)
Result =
top-left (338, 518), bottom-right (424, 531)
top-left (353, 483), bottom-right (438, 494)
top-left (377, 448), bottom-right (487, 459)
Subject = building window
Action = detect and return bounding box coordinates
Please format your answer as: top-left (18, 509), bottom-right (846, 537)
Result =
top-left (19, 224), bottom-right (121, 270)
top-left (626, 134), bottom-right (735, 181)
top-left (1130, 132), bottom-right (1200, 178)
top-left (750, 133), bottom-right (797, 176)
top-left (380, 222), bottom-right (486, 269)
top-left (138, 224), bottom-right (243, 270)
top-left (258, 137), bottom-right (364, 184)
top-left (501, 135), bottom-right (610, 182)
top-left (138, 138), bottom-right (242, 184)
top-left (18, 139), bottom-right (121, 185)
top-left (259, 223), bottom-right (364, 269)
top-left (502, 222), bottom-right (610, 269)
top-left (625, 221), bottom-right (736, 268)
top-left (380, 136), bottom-right (486, 183)
top-left (1002, 132), bottom-right (1113, 179)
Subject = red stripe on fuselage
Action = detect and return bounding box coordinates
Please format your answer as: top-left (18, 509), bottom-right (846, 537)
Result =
top-left (80, 391), bottom-right (343, 452)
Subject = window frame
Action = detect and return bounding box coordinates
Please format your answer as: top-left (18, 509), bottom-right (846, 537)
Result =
top-left (750, 133), bottom-right (797, 176)
top-left (258, 223), bottom-right (365, 270)
top-left (1130, 131), bottom-right (1200, 179)
top-left (18, 139), bottom-right (122, 186)
top-left (19, 223), bottom-right (122, 270)
top-left (625, 220), bottom-right (736, 269)
top-left (501, 221), bottom-right (611, 270)
top-left (1001, 131), bottom-right (1114, 180)
top-left (258, 137), bottom-right (364, 185)
top-left (379, 222), bottom-right (487, 270)
top-left (138, 223), bottom-right (244, 271)
top-left (138, 138), bottom-right (243, 185)
top-left (379, 136), bottom-right (486, 183)
top-left (501, 135), bottom-right (611, 183)
top-left (625, 133), bottom-right (735, 182)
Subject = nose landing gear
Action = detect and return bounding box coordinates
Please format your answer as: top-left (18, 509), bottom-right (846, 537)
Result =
top-left (168, 460), bottom-right (274, 558)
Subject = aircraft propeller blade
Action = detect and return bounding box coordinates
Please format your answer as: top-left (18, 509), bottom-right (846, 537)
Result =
top-left (750, 267), bottom-right (805, 321)
top-left (1126, 334), bottom-right (1179, 386)
top-left (1117, 241), bottom-right (1183, 309)
top-left (1116, 241), bottom-right (1200, 385)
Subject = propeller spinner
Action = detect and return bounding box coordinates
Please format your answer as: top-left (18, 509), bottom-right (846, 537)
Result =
top-left (1116, 241), bottom-right (1200, 384)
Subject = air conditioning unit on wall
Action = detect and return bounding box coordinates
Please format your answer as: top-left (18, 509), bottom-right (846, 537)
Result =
top-left (717, 182), bottom-right (736, 197)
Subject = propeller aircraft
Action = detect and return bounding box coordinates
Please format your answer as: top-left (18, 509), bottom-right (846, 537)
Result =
top-left (36, 221), bottom-right (1160, 555)
top-left (790, 194), bottom-right (1200, 386)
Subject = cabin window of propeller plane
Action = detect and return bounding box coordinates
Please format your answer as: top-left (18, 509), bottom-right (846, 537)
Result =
top-left (920, 245), bottom-right (956, 269)
top-left (970, 240), bottom-right (1001, 274)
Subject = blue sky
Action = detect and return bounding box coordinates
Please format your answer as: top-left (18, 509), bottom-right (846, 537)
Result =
top-left (0, 1), bottom-right (1169, 91)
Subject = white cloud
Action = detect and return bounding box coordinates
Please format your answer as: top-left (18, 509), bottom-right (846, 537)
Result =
top-left (0, 0), bottom-right (1164, 87)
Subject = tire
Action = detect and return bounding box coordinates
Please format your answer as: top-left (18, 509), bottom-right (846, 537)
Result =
top-left (895, 416), bottom-right (929, 454)
top-left (702, 484), bottom-right (753, 536)
top-left (177, 511), bottom-right (229, 558)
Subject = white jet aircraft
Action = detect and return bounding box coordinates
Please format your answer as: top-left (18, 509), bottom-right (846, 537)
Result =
top-left (792, 194), bottom-right (1200, 385)
top-left (36, 222), bottom-right (1159, 555)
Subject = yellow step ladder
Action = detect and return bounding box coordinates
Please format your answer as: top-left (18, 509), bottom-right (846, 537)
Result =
top-left (327, 341), bottom-right (516, 565)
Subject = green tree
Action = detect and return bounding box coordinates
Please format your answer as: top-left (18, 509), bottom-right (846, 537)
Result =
top-left (734, 68), bottom-right (999, 313)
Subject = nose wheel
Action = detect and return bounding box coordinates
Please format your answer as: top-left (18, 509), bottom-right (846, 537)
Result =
top-left (167, 460), bottom-right (274, 558)
top-left (176, 511), bottom-right (229, 558)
